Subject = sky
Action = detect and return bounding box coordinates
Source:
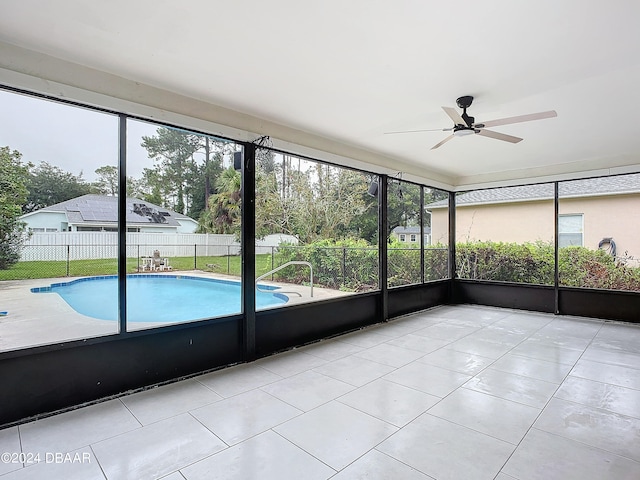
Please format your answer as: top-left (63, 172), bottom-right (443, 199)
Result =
top-left (0, 88), bottom-right (225, 182)
top-left (0, 88), bottom-right (370, 188)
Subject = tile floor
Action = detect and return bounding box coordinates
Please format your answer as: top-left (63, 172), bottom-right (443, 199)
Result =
top-left (1, 305), bottom-right (640, 479)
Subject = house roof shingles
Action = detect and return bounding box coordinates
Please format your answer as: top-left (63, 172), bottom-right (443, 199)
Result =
top-left (33, 194), bottom-right (189, 227)
top-left (426, 173), bottom-right (640, 208)
top-left (392, 226), bottom-right (432, 235)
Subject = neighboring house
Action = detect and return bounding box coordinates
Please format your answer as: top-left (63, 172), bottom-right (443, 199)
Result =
top-left (391, 226), bottom-right (432, 246)
top-left (20, 194), bottom-right (199, 233)
top-left (427, 174), bottom-right (640, 260)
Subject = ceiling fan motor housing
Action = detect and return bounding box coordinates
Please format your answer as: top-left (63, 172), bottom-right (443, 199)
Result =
top-left (456, 96), bottom-right (475, 126)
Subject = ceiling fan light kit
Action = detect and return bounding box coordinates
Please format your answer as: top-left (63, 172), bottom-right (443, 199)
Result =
top-left (453, 128), bottom-right (475, 137)
top-left (386, 95), bottom-right (557, 150)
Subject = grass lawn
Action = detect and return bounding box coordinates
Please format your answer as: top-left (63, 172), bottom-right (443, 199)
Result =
top-left (0, 254), bottom-right (278, 281)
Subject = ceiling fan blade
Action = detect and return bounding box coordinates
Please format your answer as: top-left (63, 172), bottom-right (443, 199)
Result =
top-left (479, 110), bottom-right (557, 128)
top-left (442, 106), bottom-right (467, 126)
top-left (384, 127), bottom-right (452, 135)
top-left (430, 134), bottom-right (455, 150)
top-left (477, 129), bottom-right (523, 143)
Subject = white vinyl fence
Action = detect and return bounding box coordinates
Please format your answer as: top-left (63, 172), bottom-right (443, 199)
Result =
top-left (21, 233), bottom-right (240, 261)
top-left (20, 232), bottom-right (299, 261)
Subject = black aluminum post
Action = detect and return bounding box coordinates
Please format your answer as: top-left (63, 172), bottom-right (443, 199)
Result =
top-left (241, 143), bottom-right (257, 360)
top-left (379, 175), bottom-right (389, 321)
top-left (448, 191), bottom-right (456, 300)
top-left (342, 247), bottom-right (347, 285)
top-left (420, 187), bottom-right (425, 283)
top-left (554, 181), bottom-right (560, 314)
top-left (118, 114), bottom-right (127, 334)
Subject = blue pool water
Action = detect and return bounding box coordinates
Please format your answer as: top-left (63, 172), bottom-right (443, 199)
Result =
top-left (32, 275), bottom-right (288, 323)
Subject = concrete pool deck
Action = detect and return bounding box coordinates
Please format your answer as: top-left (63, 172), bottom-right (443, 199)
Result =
top-left (0, 271), bottom-right (351, 353)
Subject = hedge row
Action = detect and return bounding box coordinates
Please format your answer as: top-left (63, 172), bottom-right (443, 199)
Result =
top-left (276, 239), bottom-right (378, 291)
top-left (274, 239), bottom-right (640, 292)
top-left (457, 241), bottom-right (640, 290)
top-left (275, 239), bottom-right (450, 290)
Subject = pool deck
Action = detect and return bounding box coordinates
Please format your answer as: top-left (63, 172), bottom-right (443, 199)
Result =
top-left (0, 271), bottom-right (350, 353)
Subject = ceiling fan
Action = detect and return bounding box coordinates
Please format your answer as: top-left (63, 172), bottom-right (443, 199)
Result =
top-left (385, 96), bottom-right (557, 150)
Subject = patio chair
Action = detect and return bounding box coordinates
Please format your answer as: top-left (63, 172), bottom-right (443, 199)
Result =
top-left (141, 256), bottom-right (154, 272)
top-left (160, 257), bottom-right (172, 271)
top-left (152, 250), bottom-right (163, 271)
top-left (152, 250), bottom-right (172, 271)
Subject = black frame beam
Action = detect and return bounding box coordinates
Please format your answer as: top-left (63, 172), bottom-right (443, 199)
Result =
top-left (117, 114), bottom-right (127, 334)
top-left (554, 181), bottom-right (560, 314)
top-left (419, 187), bottom-right (425, 283)
top-left (448, 191), bottom-right (456, 299)
top-left (241, 142), bottom-right (257, 360)
top-left (379, 175), bottom-right (389, 322)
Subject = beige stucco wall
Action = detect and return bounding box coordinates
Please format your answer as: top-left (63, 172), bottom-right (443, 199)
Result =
top-left (429, 193), bottom-right (640, 260)
top-left (561, 195), bottom-right (640, 259)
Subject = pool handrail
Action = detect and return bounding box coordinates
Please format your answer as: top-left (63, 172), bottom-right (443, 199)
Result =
top-left (256, 261), bottom-right (313, 298)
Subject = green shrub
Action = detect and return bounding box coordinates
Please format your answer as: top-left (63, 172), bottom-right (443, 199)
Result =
top-left (275, 239), bottom-right (451, 291)
top-left (424, 244), bottom-right (449, 281)
top-left (456, 241), bottom-right (554, 285)
top-left (276, 239), bottom-right (378, 291)
top-left (266, 238), bottom-right (640, 293)
top-left (456, 240), bottom-right (640, 291)
top-left (559, 246), bottom-right (640, 290)
top-left (387, 239), bottom-right (421, 287)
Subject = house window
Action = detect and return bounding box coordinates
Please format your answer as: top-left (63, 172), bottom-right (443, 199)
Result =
top-left (399, 234), bottom-right (406, 241)
top-left (410, 234), bottom-right (416, 242)
top-left (559, 214), bottom-right (583, 247)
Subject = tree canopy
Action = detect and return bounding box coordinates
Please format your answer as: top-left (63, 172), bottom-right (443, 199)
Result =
top-left (197, 167), bottom-right (241, 234)
top-left (10, 124), bottom-right (439, 248)
top-left (0, 147), bottom-right (30, 269)
top-left (93, 165), bottom-right (119, 196)
top-left (22, 161), bottom-right (94, 214)
top-left (253, 153), bottom-right (374, 244)
top-left (140, 128), bottom-right (230, 218)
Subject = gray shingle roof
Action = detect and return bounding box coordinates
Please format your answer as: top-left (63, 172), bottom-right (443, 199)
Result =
top-left (426, 173), bottom-right (640, 208)
top-left (392, 226), bottom-right (432, 234)
top-left (36, 194), bottom-right (189, 226)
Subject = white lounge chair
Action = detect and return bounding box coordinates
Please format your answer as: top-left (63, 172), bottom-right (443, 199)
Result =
top-left (159, 258), bottom-right (172, 271)
top-left (151, 250), bottom-right (172, 271)
top-left (141, 257), bottom-right (154, 272)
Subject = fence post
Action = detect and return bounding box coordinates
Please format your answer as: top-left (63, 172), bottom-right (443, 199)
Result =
top-left (271, 246), bottom-right (275, 280)
top-left (194, 244), bottom-right (197, 270)
top-left (137, 244), bottom-right (140, 272)
top-left (342, 247), bottom-right (347, 286)
top-left (66, 245), bottom-right (70, 277)
top-left (227, 245), bottom-right (230, 274)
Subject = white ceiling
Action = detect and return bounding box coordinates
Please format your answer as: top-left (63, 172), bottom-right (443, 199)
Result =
top-left (1, 0), bottom-right (640, 189)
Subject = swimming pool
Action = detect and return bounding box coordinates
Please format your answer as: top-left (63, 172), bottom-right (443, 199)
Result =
top-left (31, 275), bottom-right (288, 323)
